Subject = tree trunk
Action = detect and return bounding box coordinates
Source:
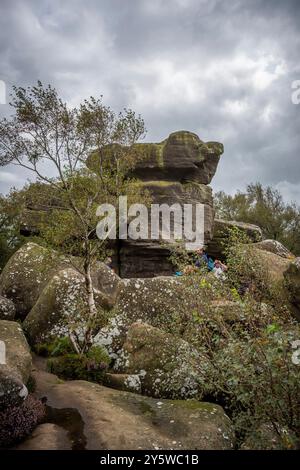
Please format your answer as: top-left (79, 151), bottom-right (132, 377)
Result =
top-left (83, 260), bottom-right (98, 352)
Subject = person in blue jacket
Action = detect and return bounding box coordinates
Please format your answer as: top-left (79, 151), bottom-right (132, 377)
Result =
top-left (195, 248), bottom-right (215, 271)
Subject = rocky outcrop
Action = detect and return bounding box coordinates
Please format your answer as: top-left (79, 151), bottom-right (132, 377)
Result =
top-left (0, 320), bottom-right (32, 409)
top-left (27, 359), bottom-right (234, 450)
top-left (207, 219), bottom-right (263, 260)
top-left (115, 322), bottom-right (207, 399)
top-left (23, 267), bottom-right (112, 345)
top-left (0, 295), bottom-right (16, 320)
top-left (254, 239), bottom-right (294, 259)
top-left (0, 242), bottom-right (67, 319)
top-left (93, 276), bottom-right (192, 354)
top-left (0, 242), bottom-right (121, 321)
top-left (252, 248), bottom-right (290, 285)
top-left (87, 130), bottom-right (224, 277)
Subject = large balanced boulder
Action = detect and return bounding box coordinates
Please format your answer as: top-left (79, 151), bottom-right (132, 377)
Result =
top-left (0, 320), bottom-right (32, 409)
top-left (207, 219), bottom-right (262, 260)
top-left (0, 295), bottom-right (16, 320)
top-left (114, 322), bottom-right (207, 399)
top-left (23, 267), bottom-right (112, 345)
top-left (88, 130), bottom-right (224, 186)
top-left (88, 130), bottom-right (223, 277)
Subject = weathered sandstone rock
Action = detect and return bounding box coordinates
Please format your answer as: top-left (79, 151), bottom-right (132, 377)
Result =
top-left (0, 320), bottom-right (32, 409)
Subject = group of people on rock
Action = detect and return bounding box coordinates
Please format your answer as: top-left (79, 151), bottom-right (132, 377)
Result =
top-left (175, 247), bottom-right (228, 280)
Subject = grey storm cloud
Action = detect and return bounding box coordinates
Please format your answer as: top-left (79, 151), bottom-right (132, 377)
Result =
top-left (0, 0), bottom-right (299, 201)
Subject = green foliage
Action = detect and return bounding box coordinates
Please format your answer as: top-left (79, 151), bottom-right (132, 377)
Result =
top-left (215, 183), bottom-right (300, 255)
top-left (204, 326), bottom-right (300, 449)
top-left (34, 337), bottom-right (75, 357)
top-left (223, 227), bottom-right (271, 301)
top-left (46, 346), bottom-right (111, 383)
top-left (0, 189), bottom-right (26, 270)
top-left (169, 230), bottom-right (299, 448)
top-left (0, 81), bottom-right (150, 354)
top-left (223, 227), bottom-right (290, 312)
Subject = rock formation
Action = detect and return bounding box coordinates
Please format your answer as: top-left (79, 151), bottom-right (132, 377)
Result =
top-left (91, 130), bottom-right (223, 277)
top-left (207, 219), bottom-right (263, 260)
top-left (0, 320), bottom-right (32, 409)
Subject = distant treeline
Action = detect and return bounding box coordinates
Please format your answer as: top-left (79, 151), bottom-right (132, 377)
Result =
top-left (215, 182), bottom-right (300, 255)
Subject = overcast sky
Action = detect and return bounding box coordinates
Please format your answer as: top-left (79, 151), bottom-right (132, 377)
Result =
top-left (0, 0), bottom-right (299, 202)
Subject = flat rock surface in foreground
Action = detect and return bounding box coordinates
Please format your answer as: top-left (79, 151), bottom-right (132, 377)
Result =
top-left (25, 357), bottom-right (234, 451)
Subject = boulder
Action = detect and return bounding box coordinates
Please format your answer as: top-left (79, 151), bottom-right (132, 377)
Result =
top-left (0, 320), bottom-right (32, 409)
top-left (0, 242), bottom-right (121, 320)
top-left (0, 295), bottom-right (16, 320)
top-left (114, 322), bottom-right (207, 399)
top-left (253, 239), bottom-right (294, 259)
top-left (252, 248), bottom-right (290, 284)
top-left (30, 370), bottom-right (235, 449)
top-left (0, 242), bottom-right (67, 319)
top-left (284, 258), bottom-right (300, 320)
top-left (119, 180), bottom-right (214, 277)
top-left (103, 372), bottom-right (142, 394)
top-left (23, 267), bottom-right (112, 345)
top-left (207, 219), bottom-right (262, 260)
top-left (88, 130), bottom-right (224, 185)
top-left (91, 260), bottom-right (121, 301)
top-left (88, 131), bottom-right (224, 277)
top-left (93, 276), bottom-right (190, 354)
top-left (94, 274), bottom-right (232, 355)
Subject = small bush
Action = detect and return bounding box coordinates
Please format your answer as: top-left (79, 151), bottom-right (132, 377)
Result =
top-left (34, 336), bottom-right (74, 357)
top-left (0, 395), bottom-right (45, 448)
top-left (203, 326), bottom-right (300, 449)
top-left (47, 346), bottom-right (110, 383)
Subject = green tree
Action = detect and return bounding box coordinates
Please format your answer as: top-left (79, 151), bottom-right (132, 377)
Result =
top-left (215, 183), bottom-right (300, 255)
top-left (0, 188), bottom-right (26, 270)
top-left (0, 81), bottom-right (147, 352)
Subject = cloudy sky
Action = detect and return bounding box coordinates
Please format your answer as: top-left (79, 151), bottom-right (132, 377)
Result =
top-left (0, 0), bottom-right (299, 201)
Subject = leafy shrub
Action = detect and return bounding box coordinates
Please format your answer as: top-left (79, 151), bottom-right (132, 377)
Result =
top-left (34, 336), bottom-right (75, 357)
top-left (0, 395), bottom-right (45, 448)
top-left (169, 228), bottom-right (300, 448)
top-left (47, 346), bottom-right (111, 383)
top-left (203, 326), bottom-right (300, 449)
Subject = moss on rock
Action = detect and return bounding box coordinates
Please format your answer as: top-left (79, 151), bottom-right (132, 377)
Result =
top-left (114, 322), bottom-right (208, 400)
